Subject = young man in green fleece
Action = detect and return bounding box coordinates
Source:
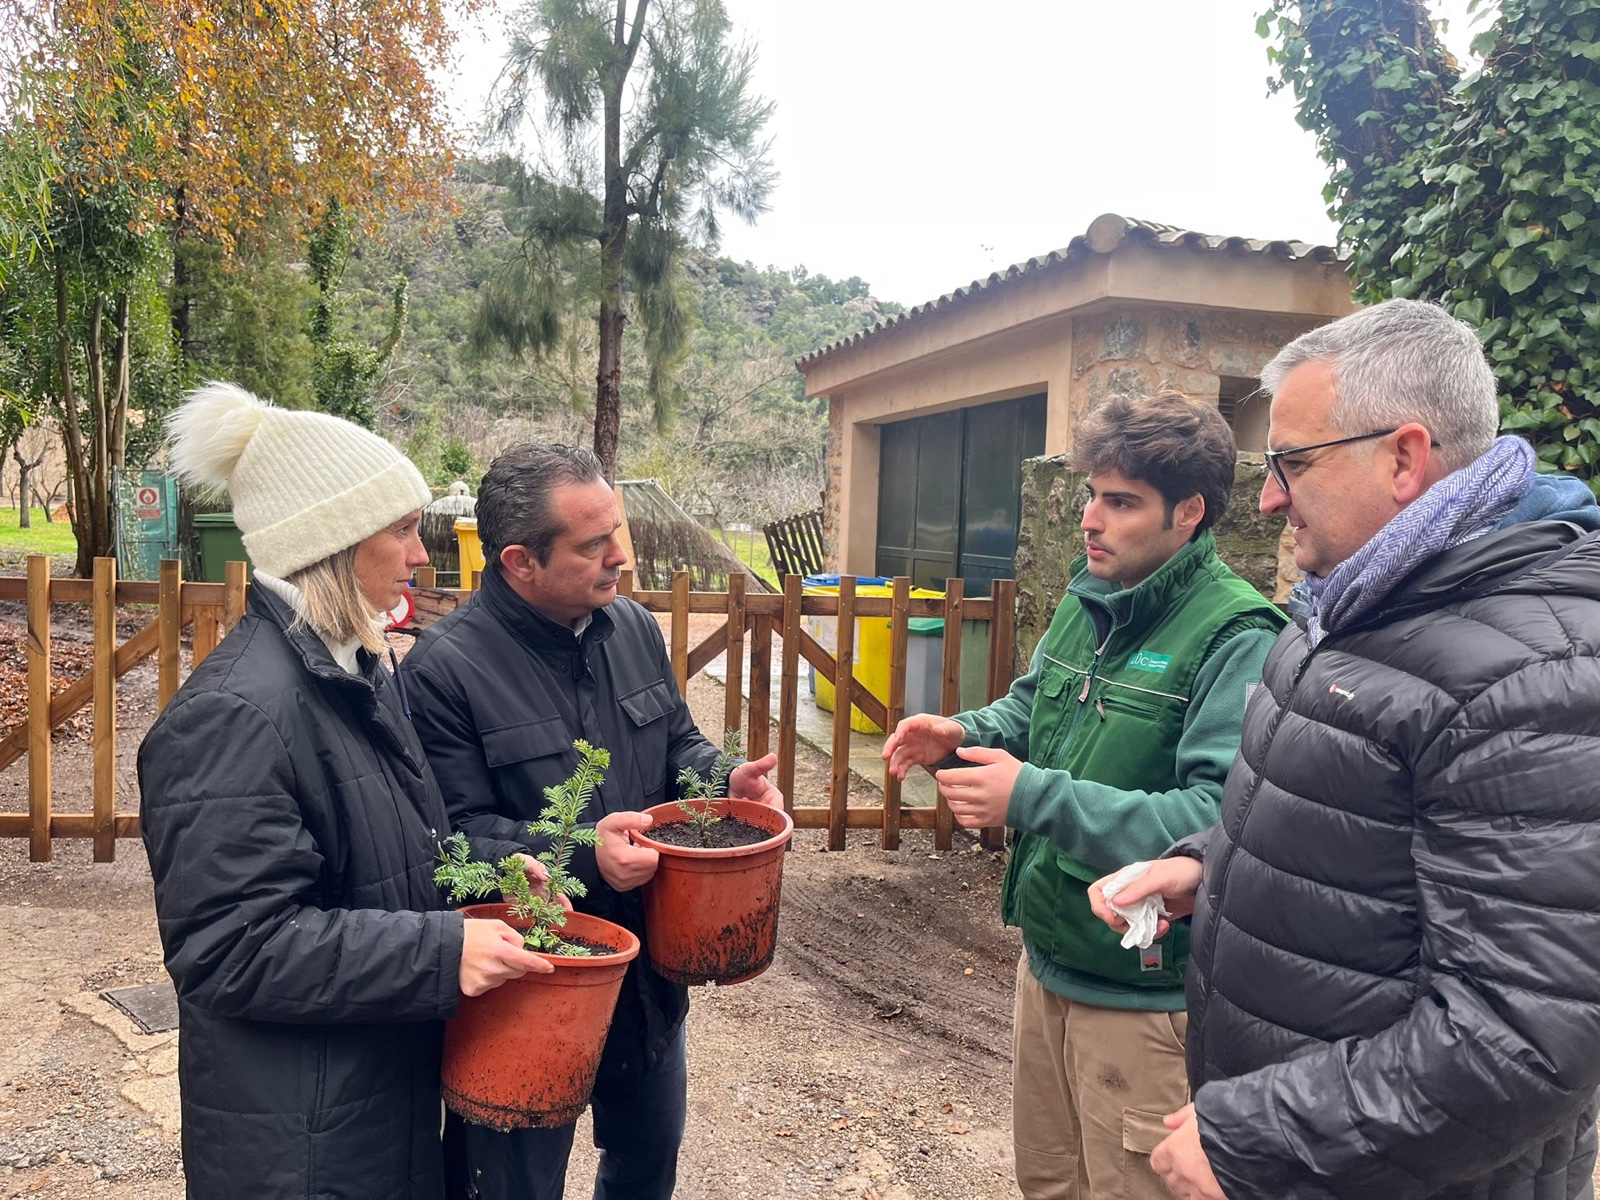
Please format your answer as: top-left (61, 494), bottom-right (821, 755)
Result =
top-left (885, 390), bottom-right (1284, 1200)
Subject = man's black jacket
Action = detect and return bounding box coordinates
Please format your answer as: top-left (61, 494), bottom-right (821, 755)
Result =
top-left (400, 568), bottom-right (725, 1073)
top-left (1181, 520), bottom-right (1600, 1199)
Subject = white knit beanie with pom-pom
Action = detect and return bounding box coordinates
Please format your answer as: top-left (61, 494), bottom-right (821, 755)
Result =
top-left (166, 382), bottom-right (431, 579)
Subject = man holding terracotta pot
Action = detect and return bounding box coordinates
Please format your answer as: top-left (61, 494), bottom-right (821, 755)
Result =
top-left (401, 443), bottom-right (782, 1200)
top-left (885, 391), bottom-right (1284, 1200)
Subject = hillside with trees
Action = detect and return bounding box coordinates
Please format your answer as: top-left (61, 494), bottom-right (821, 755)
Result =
top-left (327, 163), bottom-right (902, 530)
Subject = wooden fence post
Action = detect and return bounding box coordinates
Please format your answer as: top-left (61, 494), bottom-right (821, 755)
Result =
top-left (748, 614), bottom-right (772, 762)
top-left (723, 572), bottom-right (746, 741)
top-left (670, 571), bottom-right (690, 695)
top-left (92, 557), bottom-right (117, 862)
top-left (828, 575), bottom-right (856, 851)
top-left (158, 559), bottom-right (182, 710)
top-left (935, 576), bottom-right (965, 851)
top-left (981, 578), bottom-right (1018, 850)
top-left (223, 560), bottom-right (248, 634)
top-left (882, 576), bottom-right (910, 850)
top-left (618, 568), bottom-right (634, 600)
top-left (26, 555), bottom-right (51, 862)
top-left (777, 575), bottom-right (801, 816)
top-left (413, 566), bottom-right (437, 589)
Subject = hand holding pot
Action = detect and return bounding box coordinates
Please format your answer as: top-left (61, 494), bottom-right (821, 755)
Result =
top-left (728, 752), bottom-right (784, 810)
top-left (595, 810), bottom-right (660, 891)
top-left (882, 713), bottom-right (966, 780)
top-left (459, 918), bottom-right (554, 995)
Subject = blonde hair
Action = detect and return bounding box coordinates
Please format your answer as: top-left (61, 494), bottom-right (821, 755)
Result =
top-left (287, 545), bottom-right (389, 657)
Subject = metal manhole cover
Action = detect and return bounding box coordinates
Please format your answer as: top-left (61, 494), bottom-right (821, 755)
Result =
top-left (101, 981), bottom-right (179, 1034)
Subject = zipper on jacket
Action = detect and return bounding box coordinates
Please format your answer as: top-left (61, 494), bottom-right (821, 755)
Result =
top-left (1016, 622), bottom-right (1115, 919)
top-left (1198, 636), bottom-right (1320, 1009)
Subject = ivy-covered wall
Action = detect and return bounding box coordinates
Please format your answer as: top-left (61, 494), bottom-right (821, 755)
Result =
top-left (1013, 454), bottom-right (1287, 669)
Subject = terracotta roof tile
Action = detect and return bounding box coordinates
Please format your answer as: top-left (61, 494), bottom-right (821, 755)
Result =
top-left (795, 213), bottom-right (1345, 371)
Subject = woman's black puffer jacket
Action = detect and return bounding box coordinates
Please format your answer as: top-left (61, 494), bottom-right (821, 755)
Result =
top-left (139, 587), bottom-right (519, 1199)
top-left (1183, 520), bottom-right (1600, 1200)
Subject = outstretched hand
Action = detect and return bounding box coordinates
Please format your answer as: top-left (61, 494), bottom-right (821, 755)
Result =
top-left (934, 744), bottom-right (1022, 828)
top-left (882, 713), bottom-right (966, 780)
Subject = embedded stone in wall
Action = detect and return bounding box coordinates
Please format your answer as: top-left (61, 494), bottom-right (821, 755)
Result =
top-left (1101, 316), bottom-right (1146, 360)
top-left (1208, 343), bottom-right (1271, 378)
top-left (1107, 366), bottom-right (1151, 400)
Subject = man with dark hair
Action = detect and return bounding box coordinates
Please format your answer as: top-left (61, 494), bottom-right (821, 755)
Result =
top-left (885, 390), bottom-right (1284, 1200)
top-left (400, 443), bottom-right (782, 1200)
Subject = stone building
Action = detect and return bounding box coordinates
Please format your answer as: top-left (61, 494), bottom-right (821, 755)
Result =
top-left (795, 214), bottom-right (1355, 609)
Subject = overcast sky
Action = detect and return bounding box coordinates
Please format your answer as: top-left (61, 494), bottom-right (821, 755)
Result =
top-left (449, 1), bottom-right (1492, 308)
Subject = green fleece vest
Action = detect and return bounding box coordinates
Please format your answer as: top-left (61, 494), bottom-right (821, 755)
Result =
top-left (1000, 532), bottom-right (1283, 1000)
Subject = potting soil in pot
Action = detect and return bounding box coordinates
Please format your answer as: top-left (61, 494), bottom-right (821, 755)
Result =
top-left (647, 814), bottom-right (772, 850)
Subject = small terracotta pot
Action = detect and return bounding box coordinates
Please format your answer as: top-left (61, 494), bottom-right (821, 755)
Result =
top-left (632, 798), bottom-right (795, 985)
top-left (442, 904), bottom-right (639, 1130)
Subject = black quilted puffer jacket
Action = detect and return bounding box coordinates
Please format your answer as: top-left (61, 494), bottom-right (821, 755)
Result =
top-left (1180, 519), bottom-right (1600, 1200)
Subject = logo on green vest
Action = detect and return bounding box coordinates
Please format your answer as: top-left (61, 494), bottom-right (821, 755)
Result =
top-left (1126, 651), bottom-right (1173, 675)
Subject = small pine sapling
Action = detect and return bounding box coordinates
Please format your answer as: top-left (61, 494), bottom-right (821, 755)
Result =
top-left (435, 740), bottom-right (609, 955)
top-left (674, 730), bottom-right (742, 847)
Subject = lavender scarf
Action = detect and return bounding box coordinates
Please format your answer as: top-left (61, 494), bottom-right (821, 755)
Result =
top-left (1304, 436), bottom-right (1536, 647)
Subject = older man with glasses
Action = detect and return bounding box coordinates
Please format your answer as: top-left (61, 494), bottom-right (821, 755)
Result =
top-left (1092, 298), bottom-right (1600, 1200)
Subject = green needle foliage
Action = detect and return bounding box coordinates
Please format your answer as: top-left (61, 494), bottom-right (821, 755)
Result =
top-left (476, 0), bottom-right (775, 480)
top-left (1261, 0), bottom-right (1600, 493)
top-left (674, 729), bottom-right (741, 846)
top-left (435, 739), bottom-right (609, 955)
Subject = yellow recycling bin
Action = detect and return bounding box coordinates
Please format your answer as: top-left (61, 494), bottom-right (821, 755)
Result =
top-left (807, 575), bottom-right (943, 733)
top-left (455, 518), bottom-right (485, 589)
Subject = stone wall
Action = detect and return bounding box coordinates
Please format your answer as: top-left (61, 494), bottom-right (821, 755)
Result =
top-left (823, 395), bottom-right (845, 567)
top-left (1012, 453), bottom-right (1287, 670)
top-left (1068, 304), bottom-right (1307, 426)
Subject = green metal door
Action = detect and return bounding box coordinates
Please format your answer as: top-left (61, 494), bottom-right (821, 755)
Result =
top-left (113, 470), bottom-right (180, 581)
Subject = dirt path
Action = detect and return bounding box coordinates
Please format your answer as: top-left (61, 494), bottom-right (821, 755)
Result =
top-left (0, 611), bottom-right (1023, 1200)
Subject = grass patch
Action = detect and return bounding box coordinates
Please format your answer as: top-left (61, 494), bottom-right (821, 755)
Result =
top-left (0, 508), bottom-right (78, 565)
top-left (714, 528), bottom-right (779, 588)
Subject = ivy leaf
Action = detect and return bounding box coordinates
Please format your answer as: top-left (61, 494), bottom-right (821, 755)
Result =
top-left (1373, 60), bottom-right (1412, 90)
top-left (1497, 264), bottom-right (1541, 295)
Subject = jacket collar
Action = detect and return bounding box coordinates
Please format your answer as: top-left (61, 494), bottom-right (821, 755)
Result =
top-left (478, 566), bottom-right (617, 655)
top-left (1067, 531), bottom-right (1219, 635)
top-left (1355, 520), bottom-right (1600, 629)
top-left (248, 584), bottom-right (380, 694)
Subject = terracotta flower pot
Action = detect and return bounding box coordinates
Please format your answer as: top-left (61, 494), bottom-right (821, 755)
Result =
top-left (632, 798), bottom-right (795, 986)
top-left (442, 904), bottom-right (639, 1130)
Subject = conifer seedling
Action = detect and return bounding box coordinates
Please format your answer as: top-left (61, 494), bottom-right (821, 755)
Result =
top-left (435, 739), bottom-right (608, 955)
top-left (674, 730), bottom-right (742, 847)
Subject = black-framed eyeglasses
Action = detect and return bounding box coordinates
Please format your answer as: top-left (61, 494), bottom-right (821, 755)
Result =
top-left (1263, 428), bottom-right (1398, 497)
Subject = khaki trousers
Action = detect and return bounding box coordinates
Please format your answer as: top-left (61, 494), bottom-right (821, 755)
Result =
top-left (1012, 953), bottom-right (1191, 1200)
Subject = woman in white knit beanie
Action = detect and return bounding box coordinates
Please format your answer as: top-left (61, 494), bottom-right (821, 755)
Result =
top-left (137, 384), bottom-right (554, 1200)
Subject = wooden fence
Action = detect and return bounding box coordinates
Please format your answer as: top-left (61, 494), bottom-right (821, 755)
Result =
top-left (2, 558), bottom-right (1015, 861)
top-left (1, 556), bottom-right (247, 863)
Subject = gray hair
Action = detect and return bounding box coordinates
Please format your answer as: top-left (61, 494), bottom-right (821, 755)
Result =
top-left (477, 443), bottom-right (606, 569)
top-left (1260, 298), bottom-right (1500, 473)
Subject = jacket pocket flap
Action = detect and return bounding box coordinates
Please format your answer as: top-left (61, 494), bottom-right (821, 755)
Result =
top-left (482, 718), bottom-right (570, 768)
top-left (619, 679), bottom-right (675, 727)
top-left (1121, 1108), bottom-right (1171, 1156)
